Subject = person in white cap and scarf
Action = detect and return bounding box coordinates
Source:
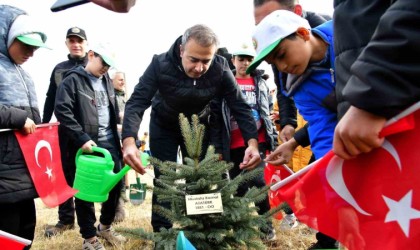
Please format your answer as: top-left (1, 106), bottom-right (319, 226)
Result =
top-left (0, 4), bottom-right (50, 249)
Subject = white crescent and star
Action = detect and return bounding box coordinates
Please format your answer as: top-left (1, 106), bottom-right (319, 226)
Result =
top-left (326, 139), bottom-right (419, 237)
top-left (383, 190), bottom-right (420, 237)
top-left (34, 140), bottom-right (53, 179)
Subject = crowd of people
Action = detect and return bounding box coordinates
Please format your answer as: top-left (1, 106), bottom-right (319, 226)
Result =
top-left (1, 0), bottom-right (419, 249)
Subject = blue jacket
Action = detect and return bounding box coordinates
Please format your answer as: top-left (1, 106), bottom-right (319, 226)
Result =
top-left (280, 21), bottom-right (336, 159)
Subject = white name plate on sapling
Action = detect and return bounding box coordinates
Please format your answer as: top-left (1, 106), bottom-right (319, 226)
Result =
top-left (185, 193), bottom-right (223, 215)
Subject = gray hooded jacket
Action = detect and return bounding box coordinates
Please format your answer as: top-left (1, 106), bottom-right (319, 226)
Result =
top-left (0, 5), bottom-right (46, 203)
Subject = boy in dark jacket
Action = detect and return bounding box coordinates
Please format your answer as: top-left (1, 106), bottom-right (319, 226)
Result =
top-left (43, 26), bottom-right (88, 238)
top-left (54, 43), bottom-right (125, 249)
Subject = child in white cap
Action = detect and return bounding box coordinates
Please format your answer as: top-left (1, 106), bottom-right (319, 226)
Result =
top-left (248, 10), bottom-right (337, 173)
top-left (247, 10), bottom-right (339, 249)
top-left (54, 43), bottom-right (126, 249)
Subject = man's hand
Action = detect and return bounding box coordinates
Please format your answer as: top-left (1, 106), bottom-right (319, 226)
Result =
top-left (279, 124), bottom-right (295, 142)
top-left (81, 140), bottom-right (96, 153)
top-left (239, 139), bottom-right (261, 171)
top-left (333, 106), bottom-right (386, 160)
top-left (265, 137), bottom-right (298, 165)
top-left (90, 0), bottom-right (136, 13)
top-left (123, 137), bottom-right (146, 174)
top-left (22, 118), bottom-right (36, 134)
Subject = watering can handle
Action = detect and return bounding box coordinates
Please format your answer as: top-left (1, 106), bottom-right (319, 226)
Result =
top-left (75, 146), bottom-right (113, 162)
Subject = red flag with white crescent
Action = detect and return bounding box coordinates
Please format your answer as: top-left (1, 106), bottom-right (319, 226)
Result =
top-left (264, 163), bottom-right (293, 220)
top-left (14, 123), bottom-right (77, 207)
top-left (274, 102), bottom-right (420, 250)
top-left (0, 230), bottom-right (31, 250)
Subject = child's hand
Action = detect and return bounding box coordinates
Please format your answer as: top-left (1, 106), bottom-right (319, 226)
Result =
top-left (22, 118), bottom-right (36, 134)
top-left (81, 140), bottom-right (97, 153)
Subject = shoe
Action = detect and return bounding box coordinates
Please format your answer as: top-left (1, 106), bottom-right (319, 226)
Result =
top-left (82, 238), bottom-right (106, 250)
top-left (97, 225), bottom-right (127, 246)
top-left (114, 198), bottom-right (126, 223)
top-left (44, 222), bottom-right (75, 237)
top-left (261, 224), bottom-right (277, 241)
top-left (263, 228), bottom-right (277, 241)
top-left (307, 241), bottom-right (338, 249)
top-left (279, 213), bottom-right (299, 230)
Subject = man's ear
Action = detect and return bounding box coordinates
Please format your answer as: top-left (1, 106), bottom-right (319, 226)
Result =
top-left (294, 4), bottom-right (303, 16)
top-left (296, 27), bottom-right (310, 41)
top-left (179, 44), bottom-right (184, 57)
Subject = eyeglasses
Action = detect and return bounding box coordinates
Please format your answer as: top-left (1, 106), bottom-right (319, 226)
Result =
top-left (93, 52), bottom-right (110, 68)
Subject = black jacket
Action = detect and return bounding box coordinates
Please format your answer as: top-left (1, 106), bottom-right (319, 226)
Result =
top-left (122, 36), bottom-right (258, 143)
top-left (54, 66), bottom-right (121, 173)
top-left (42, 54), bottom-right (87, 123)
top-left (334, 0), bottom-right (420, 119)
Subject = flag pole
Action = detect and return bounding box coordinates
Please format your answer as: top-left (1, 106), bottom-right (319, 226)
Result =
top-left (270, 157), bottom-right (321, 191)
top-left (0, 122), bottom-right (60, 133)
top-left (384, 101), bottom-right (420, 126)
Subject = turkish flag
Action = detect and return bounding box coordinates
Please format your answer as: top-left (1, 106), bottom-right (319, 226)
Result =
top-left (0, 230), bottom-right (31, 250)
top-left (14, 123), bottom-right (77, 208)
top-left (274, 103), bottom-right (420, 250)
top-left (264, 163), bottom-right (293, 220)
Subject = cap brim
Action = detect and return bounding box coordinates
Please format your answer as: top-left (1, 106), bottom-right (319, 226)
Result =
top-left (67, 34), bottom-right (86, 40)
top-left (17, 36), bottom-right (51, 49)
top-left (246, 38), bottom-right (282, 74)
top-left (101, 55), bottom-right (115, 68)
top-left (233, 52), bottom-right (255, 57)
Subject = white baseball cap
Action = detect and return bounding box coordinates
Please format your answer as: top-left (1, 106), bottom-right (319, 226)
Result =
top-left (232, 42), bottom-right (256, 57)
top-left (246, 10), bottom-right (310, 74)
top-left (17, 33), bottom-right (50, 49)
top-left (89, 42), bottom-right (116, 68)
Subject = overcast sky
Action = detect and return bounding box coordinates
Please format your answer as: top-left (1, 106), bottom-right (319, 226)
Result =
top-left (0, 0), bottom-right (333, 134)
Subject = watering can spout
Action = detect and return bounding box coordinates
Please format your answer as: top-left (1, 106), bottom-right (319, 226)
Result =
top-left (104, 165), bottom-right (131, 194)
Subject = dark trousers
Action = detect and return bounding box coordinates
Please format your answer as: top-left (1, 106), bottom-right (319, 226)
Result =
top-left (0, 199), bottom-right (36, 249)
top-left (58, 126), bottom-right (76, 225)
top-left (149, 115), bottom-right (208, 232)
top-left (75, 138), bottom-right (122, 239)
top-left (58, 197), bottom-right (75, 225)
top-left (229, 144), bottom-right (270, 215)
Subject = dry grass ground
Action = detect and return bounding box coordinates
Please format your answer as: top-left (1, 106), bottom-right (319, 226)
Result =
top-left (31, 169), bottom-right (317, 250)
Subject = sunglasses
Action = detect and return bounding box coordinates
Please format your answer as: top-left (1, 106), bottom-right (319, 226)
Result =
top-left (93, 52), bottom-right (110, 68)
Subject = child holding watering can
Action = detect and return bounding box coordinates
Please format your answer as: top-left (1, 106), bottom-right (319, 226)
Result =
top-left (54, 42), bottom-right (126, 249)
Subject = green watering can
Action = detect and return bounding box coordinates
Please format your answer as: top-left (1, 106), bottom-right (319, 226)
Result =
top-left (73, 146), bottom-right (131, 202)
